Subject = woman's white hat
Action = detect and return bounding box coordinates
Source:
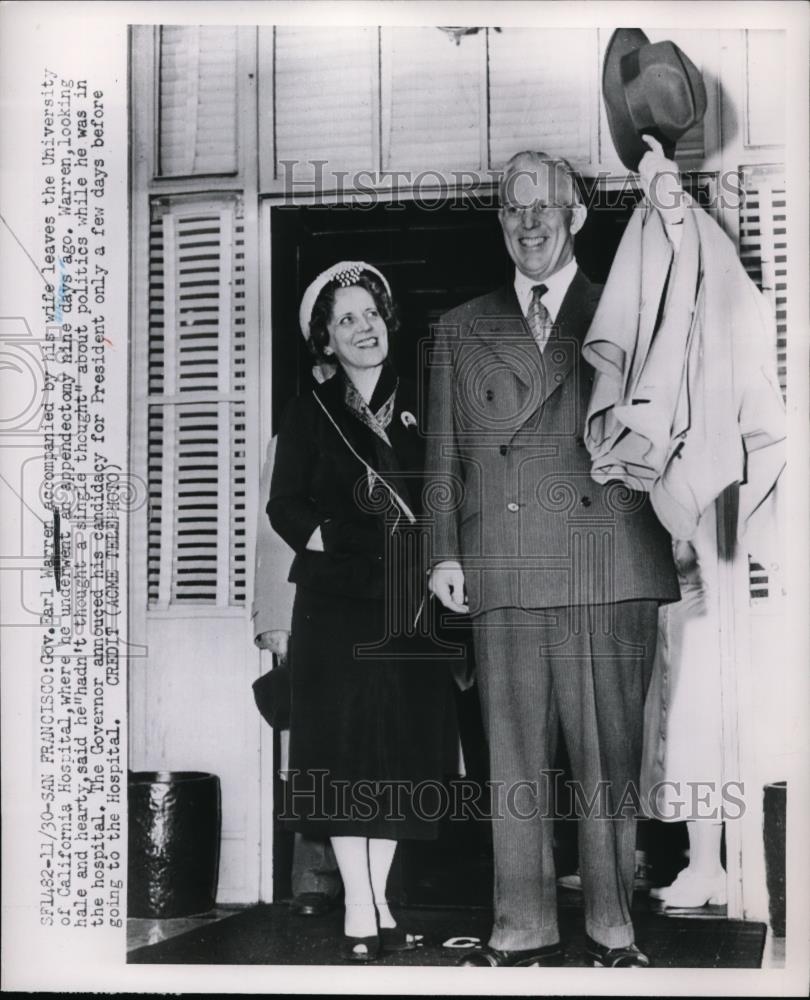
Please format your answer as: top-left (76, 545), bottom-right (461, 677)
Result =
top-left (298, 260), bottom-right (391, 339)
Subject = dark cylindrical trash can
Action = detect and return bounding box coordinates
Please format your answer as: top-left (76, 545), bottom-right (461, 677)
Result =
top-left (128, 771), bottom-right (221, 918)
top-left (763, 780), bottom-right (786, 937)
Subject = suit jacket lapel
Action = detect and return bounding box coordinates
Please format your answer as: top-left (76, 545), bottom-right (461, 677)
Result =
top-left (467, 284), bottom-right (545, 389)
top-left (469, 270), bottom-right (594, 414)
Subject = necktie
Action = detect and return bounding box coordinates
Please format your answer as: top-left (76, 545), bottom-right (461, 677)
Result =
top-left (527, 283), bottom-right (551, 353)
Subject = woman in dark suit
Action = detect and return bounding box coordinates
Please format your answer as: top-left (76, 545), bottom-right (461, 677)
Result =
top-left (268, 261), bottom-right (455, 962)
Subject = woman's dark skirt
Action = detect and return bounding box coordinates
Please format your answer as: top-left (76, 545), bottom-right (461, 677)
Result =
top-left (283, 585), bottom-right (457, 840)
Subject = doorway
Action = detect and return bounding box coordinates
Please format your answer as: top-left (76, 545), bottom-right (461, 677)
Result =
top-left (266, 192), bottom-right (640, 904)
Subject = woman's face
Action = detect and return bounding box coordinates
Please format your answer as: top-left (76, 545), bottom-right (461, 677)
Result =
top-left (325, 285), bottom-right (389, 373)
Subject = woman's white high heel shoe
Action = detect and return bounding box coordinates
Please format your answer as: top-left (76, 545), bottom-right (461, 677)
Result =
top-left (650, 868), bottom-right (727, 907)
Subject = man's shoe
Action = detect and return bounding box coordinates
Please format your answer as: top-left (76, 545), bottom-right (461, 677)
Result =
top-left (289, 891), bottom-right (337, 917)
top-left (457, 943), bottom-right (564, 967)
top-left (585, 935), bottom-right (650, 968)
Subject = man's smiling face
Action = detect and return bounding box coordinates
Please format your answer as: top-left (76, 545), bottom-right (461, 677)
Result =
top-left (498, 153), bottom-right (586, 283)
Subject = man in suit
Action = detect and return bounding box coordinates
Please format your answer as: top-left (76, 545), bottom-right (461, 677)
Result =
top-left (426, 151), bottom-right (679, 967)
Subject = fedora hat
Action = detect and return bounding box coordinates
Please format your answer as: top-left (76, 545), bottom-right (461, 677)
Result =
top-left (603, 28), bottom-right (707, 171)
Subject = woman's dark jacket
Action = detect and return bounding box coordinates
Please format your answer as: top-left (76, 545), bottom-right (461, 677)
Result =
top-left (268, 368), bottom-right (426, 603)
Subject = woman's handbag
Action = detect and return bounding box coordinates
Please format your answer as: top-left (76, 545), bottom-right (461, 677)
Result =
top-left (252, 664), bottom-right (291, 730)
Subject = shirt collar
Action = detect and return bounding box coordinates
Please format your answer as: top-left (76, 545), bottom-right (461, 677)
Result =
top-left (513, 256), bottom-right (579, 322)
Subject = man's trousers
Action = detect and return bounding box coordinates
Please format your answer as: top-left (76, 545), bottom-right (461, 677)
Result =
top-left (471, 601), bottom-right (658, 950)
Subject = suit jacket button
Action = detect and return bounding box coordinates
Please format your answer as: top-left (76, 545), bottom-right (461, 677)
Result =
top-left (507, 502), bottom-right (520, 512)
top-left (499, 444), bottom-right (508, 456)
top-left (580, 496), bottom-right (592, 507)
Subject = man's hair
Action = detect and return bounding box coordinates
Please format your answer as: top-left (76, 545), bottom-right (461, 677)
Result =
top-left (499, 151), bottom-right (584, 209)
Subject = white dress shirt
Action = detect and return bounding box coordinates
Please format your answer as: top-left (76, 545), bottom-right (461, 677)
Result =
top-left (513, 255), bottom-right (579, 322)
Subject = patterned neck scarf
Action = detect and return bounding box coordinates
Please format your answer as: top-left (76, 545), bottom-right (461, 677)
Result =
top-left (341, 365), bottom-right (398, 447)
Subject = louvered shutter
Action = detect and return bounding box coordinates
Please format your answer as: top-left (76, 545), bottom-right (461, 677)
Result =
top-left (738, 163), bottom-right (787, 606)
top-left (380, 27), bottom-right (483, 172)
top-left (739, 164), bottom-right (787, 398)
top-left (489, 28), bottom-right (594, 168)
top-left (748, 556), bottom-right (770, 601)
top-left (158, 25), bottom-right (239, 176)
top-left (147, 194), bottom-right (246, 607)
top-left (273, 26), bottom-right (377, 184)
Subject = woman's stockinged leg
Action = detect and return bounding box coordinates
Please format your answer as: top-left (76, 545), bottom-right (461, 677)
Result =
top-left (368, 838), bottom-right (398, 929)
top-left (650, 820), bottom-right (727, 906)
top-left (368, 838), bottom-right (421, 950)
top-left (686, 820), bottom-right (724, 876)
top-left (329, 836), bottom-right (376, 939)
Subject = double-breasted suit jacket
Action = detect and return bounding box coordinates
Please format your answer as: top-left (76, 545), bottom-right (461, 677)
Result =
top-left (426, 269), bottom-right (680, 616)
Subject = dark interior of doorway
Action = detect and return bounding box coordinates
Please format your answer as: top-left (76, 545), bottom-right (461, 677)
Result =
top-left (269, 187), bottom-right (645, 431)
top-left (268, 190), bottom-right (644, 906)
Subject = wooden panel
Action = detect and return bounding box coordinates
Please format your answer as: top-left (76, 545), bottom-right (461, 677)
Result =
top-left (380, 27), bottom-right (484, 172)
top-left (159, 25), bottom-right (239, 176)
top-left (273, 26), bottom-right (378, 185)
top-left (489, 28), bottom-right (595, 169)
top-left (745, 30), bottom-right (786, 148)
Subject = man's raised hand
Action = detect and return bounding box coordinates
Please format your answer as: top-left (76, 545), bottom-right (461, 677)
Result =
top-left (638, 133), bottom-right (684, 227)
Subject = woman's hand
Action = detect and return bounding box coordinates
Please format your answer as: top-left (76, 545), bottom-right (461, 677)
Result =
top-left (638, 134), bottom-right (684, 227)
top-left (305, 525), bottom-right (325, 551)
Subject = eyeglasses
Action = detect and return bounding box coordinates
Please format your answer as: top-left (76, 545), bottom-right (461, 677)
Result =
top-left (501, 202), bottom-right (573, 219)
